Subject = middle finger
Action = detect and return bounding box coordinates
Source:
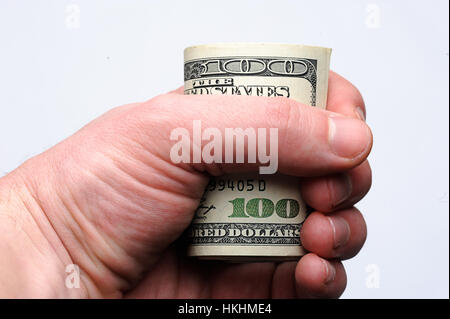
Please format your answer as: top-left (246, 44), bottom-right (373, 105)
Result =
top-left (300, 207), bottom-right (367, 260)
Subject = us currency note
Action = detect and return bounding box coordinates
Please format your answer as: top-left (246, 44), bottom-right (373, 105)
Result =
top-left (184, 43), bottom-right (331, 261)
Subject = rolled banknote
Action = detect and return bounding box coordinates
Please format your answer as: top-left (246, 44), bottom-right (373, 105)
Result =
top-left (184, 43), bottom-right (331, 261)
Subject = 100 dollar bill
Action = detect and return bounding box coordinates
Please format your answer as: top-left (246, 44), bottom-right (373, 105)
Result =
top-left (184, 43), bottom-right (331, 261)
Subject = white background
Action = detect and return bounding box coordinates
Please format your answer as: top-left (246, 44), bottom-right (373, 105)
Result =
top-left (0, 0), bottom-right (448, 298)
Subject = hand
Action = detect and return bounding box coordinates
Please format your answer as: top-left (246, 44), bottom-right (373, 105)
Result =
top-left (0, 71), bottom-right (372, 298)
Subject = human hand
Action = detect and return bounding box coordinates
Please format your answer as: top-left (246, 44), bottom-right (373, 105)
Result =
top-left (0, 71), bottom-right (372, 298)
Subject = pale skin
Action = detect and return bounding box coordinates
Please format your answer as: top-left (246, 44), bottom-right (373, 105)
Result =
top-left (0, 71), bottom-right (372, 298)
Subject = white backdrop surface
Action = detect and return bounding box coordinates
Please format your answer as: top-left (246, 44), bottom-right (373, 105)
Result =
top-left (0, 0), bottom-right (448, 298)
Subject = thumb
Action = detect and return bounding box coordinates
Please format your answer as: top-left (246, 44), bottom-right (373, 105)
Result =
top-left (151, 93), bottom-right (373, 176)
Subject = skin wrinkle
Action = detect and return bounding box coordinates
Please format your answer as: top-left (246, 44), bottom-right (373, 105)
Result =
top-left (196, 159), bottom-right (226, 177)
top-left (0, 183), bottom-right (40, 254)
top-left (82, 158), bottom-right (156, 225)
top-left (15, 197), bottom-right (50, 258)
top-left (48, 153), bottom-right (136, 295)
top-left (108, 130), bottom-right (205, 199)
top-left (0, 177), bottom-right (31, 228)
top-left (110, 147), bottom-right (203, 202)
top-left (2, 177), bottom-right (16, 206)
top-left (62, 186), bottom-right (137, 290)
top-left (125, 123), bottom-right (211, 180)
top-left (67, 164), bottom-right (154, 271)
top-left (85, 170), bottom-right (177, 261)
top-left (139, 114), bottom-right (178, 140)
top-left (66, 148), bottom-right (201, 293)
top-left (85, 156), bottom-right (195, 243)
top-left (17, 175), bottom-right (72, 258)
top-left (10, 174), bottom-right (87, 297)
top-left (56, 190), bottom-right (126, 296)
top-left (57, 178), bottom-right (113, 263)
top-left (79, 151), bottom-right (168, 221)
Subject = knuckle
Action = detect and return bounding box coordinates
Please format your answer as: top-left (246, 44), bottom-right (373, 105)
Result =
top-left (140, 93), bottom-right (180, 125)
top-left (266, 97), bottom-right (312, 143)
top-left (270, 97), bottom-right (298, 128)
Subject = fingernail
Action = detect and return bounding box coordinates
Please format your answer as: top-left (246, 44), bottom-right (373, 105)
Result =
top-left (322, 259), bottom-right (336, 284)
top-left (327, 216), bottom-right (351, 249)
top-left (328, 117), bottom-right (372, 159)
top-left (331, 174), bottom-right (353, 207)
top-left (354, 107), bottom-right (366, 121)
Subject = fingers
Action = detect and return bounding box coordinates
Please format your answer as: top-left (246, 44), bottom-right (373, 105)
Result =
top-left (300, 160), bottom-right (372, 212)
top-left (153, 93), bottom-right (373, 177)
top-left (300, 207), bottom-right (367, 260)
top-left (327, 71), bottom-right (366, 121)
top-left (295, 254), bottom-right (346, 298)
